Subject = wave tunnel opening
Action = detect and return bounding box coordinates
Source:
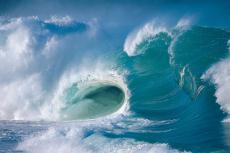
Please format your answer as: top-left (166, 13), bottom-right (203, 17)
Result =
top-left (60, 83), bottom-right (126, 120)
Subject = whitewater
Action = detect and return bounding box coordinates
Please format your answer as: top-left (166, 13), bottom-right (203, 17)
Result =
top-left (1, 2), bottom-right (230, 152)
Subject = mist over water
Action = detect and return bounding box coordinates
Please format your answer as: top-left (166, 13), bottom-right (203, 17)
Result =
top-left (1, 0), bottom-right (230, 153)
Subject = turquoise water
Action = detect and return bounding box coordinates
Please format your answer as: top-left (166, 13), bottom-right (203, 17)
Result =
top-left (1, 1), bottom-right (230, 153)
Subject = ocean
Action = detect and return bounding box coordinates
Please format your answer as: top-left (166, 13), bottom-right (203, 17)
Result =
top-left (0, 0), bottom-right (230, 152)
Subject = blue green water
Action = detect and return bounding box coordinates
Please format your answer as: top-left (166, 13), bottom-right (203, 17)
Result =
top-left (1, 1), bottom-right (230, 153)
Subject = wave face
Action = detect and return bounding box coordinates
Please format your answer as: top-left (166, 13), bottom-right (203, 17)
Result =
top-left (1, 15), bottom-right (230, 153)
top-left (61, 83), bottom-right (125, 120)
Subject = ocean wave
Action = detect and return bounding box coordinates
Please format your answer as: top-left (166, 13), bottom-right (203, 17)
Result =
top-left (17, 130), bottom-right (188, 153)
top-left (17, 117), bottom-right (188, 153)
top-left (1, 14), bottom-right (230, 152)
top-left (123, 18), bottom-right (191, 57)
top-left (123, 21), bottom-right (171, 56)
top-left (46, 64), bottom-right (130, 121)
top-left (168, 18), bottom-right (191, 65)
top-left (202, 40), bottom-right (230, 113)
top-left (0, 16), bottom-right (89, 83)
top-left (0, 16), bottom-right (127, 121)
top-left (0, 74), bottom-right (44, 120)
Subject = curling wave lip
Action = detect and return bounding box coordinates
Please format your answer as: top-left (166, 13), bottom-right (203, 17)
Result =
top-left (60, 80), bottom-right (130, 121)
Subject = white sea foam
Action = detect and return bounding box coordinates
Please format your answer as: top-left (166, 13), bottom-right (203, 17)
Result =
top-left (0, 18), bottom-right (34, 81)
top-left (202, 40), bottom-right (230, 113)
top-left (0, 15), bottom-right (129, 120)
top-left (0, 16), bottom-right (105, 121)
top-left (42, 36), bottom-right (59, 59)
top-left (17, 118), bottom-right (188, 153)
top-left (0, 74), bottom-right (45, 120)
top-left (124, 18), bottom-right (191, 57)
top-left (202, 57), bottom-right (230, 113)
top-left (17, 131), bottom-right (187, 153)
top-left (0, 17), bottom-right (63, 120)
top-left (176, 18), bottom-right (191, 29)
top-left (44, 16), bottom-right (74, 25)
top-left (0, 17), bottom-right (54, 120)
top-left (123, 21), bottom-right (170, 56)
top-left (223, 117), bottom-right (230, 123)
top-left (228, 39), bottom-right (230, 50)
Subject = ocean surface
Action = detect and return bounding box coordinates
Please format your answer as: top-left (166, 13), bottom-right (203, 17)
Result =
top-left (1, 1), bottom-right (230, 153)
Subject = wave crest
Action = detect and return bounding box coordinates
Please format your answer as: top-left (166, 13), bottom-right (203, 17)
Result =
top-left (47, 64), bottom-right (130, 121)
top-left (202, 41), bottom-right (230, 113)
top-left (123, 21), bottom-right (171, 56)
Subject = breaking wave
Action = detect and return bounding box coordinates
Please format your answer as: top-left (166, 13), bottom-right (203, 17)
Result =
top-left (1, 16), bottom-right (230, 152)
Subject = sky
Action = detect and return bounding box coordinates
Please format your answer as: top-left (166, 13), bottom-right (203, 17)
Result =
top-left (0, 0), bottom-right (230, 29)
